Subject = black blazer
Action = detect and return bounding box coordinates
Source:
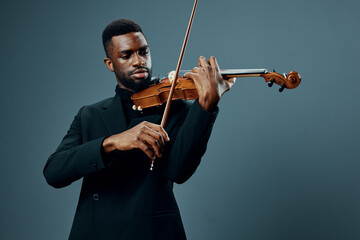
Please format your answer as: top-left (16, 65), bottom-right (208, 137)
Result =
top-left (44, 93), bottom-right (217, 240)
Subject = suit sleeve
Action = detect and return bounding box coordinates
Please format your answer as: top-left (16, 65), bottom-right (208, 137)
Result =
top-left (43, 106), bottom-right (107, 188)
top-left (161, 100), bottom-right (218, 184)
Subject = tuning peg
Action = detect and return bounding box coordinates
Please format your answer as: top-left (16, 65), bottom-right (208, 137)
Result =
top-left (279, 84), bottom-right (286, 92)
top-left (273, 69), bottom-right (276, 73)
top-left (283, 73), bottom-right (287, 78)
top-left (268, 79), bottom-right (275, 87)
top-left (132, 105), bottom-right (137, 110)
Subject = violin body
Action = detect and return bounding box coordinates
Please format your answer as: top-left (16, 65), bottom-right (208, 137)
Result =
top-left (131, 77), bottom-right (198, 111)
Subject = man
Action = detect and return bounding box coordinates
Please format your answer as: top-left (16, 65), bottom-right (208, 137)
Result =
top-left (44, 19), bottom-right (234, 239)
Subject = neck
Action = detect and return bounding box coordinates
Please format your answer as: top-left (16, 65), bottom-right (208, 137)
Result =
top-left (117, 82), bottom-right (135, 93)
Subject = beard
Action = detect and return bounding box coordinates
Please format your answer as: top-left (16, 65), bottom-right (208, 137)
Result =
top-left (115, 67), bottom-right (152, 92)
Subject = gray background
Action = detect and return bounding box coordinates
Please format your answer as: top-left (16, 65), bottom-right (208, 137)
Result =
top-left (1, 0), bottom-right (359, 239)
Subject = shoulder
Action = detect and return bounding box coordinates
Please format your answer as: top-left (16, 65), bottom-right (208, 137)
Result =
top-left (77, 96), bottom-right (115, 117)
top-left (86, 97), bottom-right (114, 109)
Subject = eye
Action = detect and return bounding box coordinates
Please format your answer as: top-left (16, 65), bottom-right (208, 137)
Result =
top-left (121, 54), bottom-right (131, 59)
top-left (139, 49), bottom-right (149, 56)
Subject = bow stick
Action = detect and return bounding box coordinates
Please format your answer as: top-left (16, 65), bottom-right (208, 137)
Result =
top-left (150, 0), bottom-right (199, 170)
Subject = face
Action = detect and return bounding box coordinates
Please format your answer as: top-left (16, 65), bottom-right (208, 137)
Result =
top-left (104, 32), bottom-right (152, 92)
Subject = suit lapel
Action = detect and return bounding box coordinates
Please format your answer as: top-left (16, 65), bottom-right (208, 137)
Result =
top-left (101, 94), bottom-right (128, 135)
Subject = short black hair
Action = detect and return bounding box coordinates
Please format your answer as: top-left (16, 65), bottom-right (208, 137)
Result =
top-left (102, 19), bottom-right (143, 57)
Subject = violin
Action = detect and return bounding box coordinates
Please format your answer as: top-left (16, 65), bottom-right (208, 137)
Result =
top-left (131, 69), bottom-right (301, 111)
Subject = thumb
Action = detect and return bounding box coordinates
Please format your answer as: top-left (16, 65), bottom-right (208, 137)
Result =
top-left (226, 77), bottom-right (236, 89)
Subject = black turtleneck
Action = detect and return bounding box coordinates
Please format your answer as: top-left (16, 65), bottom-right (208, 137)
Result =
top-left (115, 85), bottom-right (167, 126)
top-left (115, 85), bottom-right (141, 126)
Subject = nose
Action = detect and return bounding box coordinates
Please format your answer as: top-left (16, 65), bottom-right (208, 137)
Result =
top-left (132, 53), bottom-right (145, 67)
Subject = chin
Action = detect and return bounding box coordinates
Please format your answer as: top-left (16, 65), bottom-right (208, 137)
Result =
top-left (132, 78), bottom-right (146, 82)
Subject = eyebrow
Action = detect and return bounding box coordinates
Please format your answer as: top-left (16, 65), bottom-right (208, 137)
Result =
top-left (119, 45), bottom-right (149, 54)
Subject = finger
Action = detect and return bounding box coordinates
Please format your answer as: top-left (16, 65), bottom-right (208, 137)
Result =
top-left (184, 71), bottom-right (197, 80)
top-left (138, 141), bottom-right (156, 160)
top-left (134, 123), bottom-right (164, 151)
top-left (140, 133), bottom-right (163, 158)
top-left (209, 56), bottom-right (226, 82)
top-left (143, 122), bottom-right (170, 142)
top-left (226, 77), bottom-right (236, 91)
top-left (198, 56), bottom-right (209, 68)
top-left (191, 67), bottom-right (200, 73)
top-left (227, 77), bottom-right (236, 84)
top-left (208, 56), bottom-right (219, 70)
top-left (209, 56), bottom-right (223, 79)
top-left (142, 125), bottom-right (165, 149)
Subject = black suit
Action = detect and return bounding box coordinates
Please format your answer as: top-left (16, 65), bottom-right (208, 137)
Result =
top-left (44, 89), bottom-right (218, 239)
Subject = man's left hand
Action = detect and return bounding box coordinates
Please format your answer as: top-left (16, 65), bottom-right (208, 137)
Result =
top-left (184, 56), bottom-right (235, 112)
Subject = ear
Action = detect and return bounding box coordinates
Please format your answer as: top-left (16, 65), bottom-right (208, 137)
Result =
top-left (104, 57), bottom-right (114, 72)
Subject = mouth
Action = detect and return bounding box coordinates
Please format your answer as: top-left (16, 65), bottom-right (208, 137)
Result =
top-left (131, 68), bottom-right (148, 79)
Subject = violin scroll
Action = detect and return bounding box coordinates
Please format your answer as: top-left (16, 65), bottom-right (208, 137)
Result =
top-left (262, 71), bottom-right (301, 92)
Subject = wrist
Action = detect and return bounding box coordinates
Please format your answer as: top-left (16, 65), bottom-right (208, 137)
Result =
top-left (102, 136), bottom-right (116, 153)
top-left (198, 95), bottom-right (219, 112)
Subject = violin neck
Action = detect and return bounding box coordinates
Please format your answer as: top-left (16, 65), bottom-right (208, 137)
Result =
top-left (219, 69), bottom-right (268, 78)
top-left (178, 69), bottom-right (268, 78)
top-left (176, 69), bottom-right (268, 79)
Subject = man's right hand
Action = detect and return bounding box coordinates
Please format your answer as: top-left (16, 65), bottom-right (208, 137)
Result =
top-left (102, 121), bottom-right (170, 160)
